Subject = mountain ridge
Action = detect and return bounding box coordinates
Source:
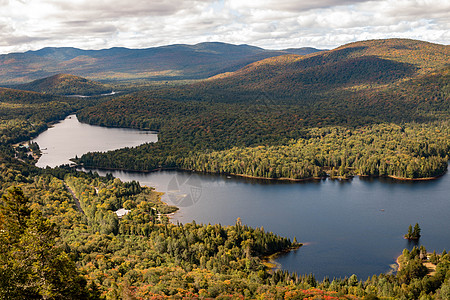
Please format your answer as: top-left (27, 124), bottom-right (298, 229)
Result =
top-left (173, 38), bottom-right (449, 105)
top-left (0, 42), bottom-right (322, 84)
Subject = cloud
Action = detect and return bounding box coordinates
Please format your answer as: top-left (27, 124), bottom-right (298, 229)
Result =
top-left (228, 0), bottom-right (375, 12)
top-left (0, 0), bottom-right (448, 54)
top-left (48, 0), bottom-right (198, 19)
top-left (0, 36), bottom-right (49, 47)
top-left (222, 0), bottom-right (450, 48)
top-left (382, 0), bottom-right (450, 19)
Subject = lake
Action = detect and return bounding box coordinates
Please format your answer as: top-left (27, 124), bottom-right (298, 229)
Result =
top-left (32, 114), bottom-right (158, 168)
top-left (34, 115), bottom-right (450, 280)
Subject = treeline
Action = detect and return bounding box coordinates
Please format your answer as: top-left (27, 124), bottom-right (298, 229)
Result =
top-left (2, 161), bottom-right (450, 299)
top-left (0, 87), bottom-right (115, 145)
top-left (79, 122), bottom-right (450, 180)
top-left (74, 64), bottom-right (450, 179)
top-left (16, 74), bottom-right (113, 96)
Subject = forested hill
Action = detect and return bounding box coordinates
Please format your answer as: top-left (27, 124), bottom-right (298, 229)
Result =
top-left (154, 39), bottom-right (449, 104)
top-left (14, 74), bottom-right (112, 96)
top-left (2, 39), bottom-right (450, 299)
top-left (77, 39), bottom-right (450, 179)
top-left (0, 43), bottom-right (321, 84)
top-left (208, 39), bottom-right (449, 82)
top-left (0, 86), bottom-right (105, 145)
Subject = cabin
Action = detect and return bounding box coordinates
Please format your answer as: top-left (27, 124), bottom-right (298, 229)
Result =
top-left (115, 208), bottom-right (130, 218)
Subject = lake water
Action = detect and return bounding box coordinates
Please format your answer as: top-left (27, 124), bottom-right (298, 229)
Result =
top-left (34, 115), bottom-right (450, 280)
top-left (32, 114), bottom-right (158, 168)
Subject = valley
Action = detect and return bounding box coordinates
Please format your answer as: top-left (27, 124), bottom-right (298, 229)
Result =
top-left (0, 38), bottom-right (449, 299)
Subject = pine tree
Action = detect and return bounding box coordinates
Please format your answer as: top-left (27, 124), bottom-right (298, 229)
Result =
top-left (404, 223), bottom-right (421, 240)
top-left (413, 223), bottom-right (421, 239)
top-left (0, 187), bottom-right (31, 239)
top-left (405, 224), bottom-right (413, 239)
top-left (0, 187), bottom-right (97, 299)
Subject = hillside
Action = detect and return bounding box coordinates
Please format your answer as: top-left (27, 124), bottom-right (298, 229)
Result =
top-left (0, 88), bottom-right (69, 144)
top-left (157, 39), bottom-right (449, 104)
top-left (77, 39), bottom-right (450, 178)
top-left (0, 43), bottom-right (322, 84)
top-left (14, 74), bottom-right (112, 96)
top-left (2, 38), bottom-right (450, 299)
top-left (0, 85), bottom-right (104, 145)
top-left (210, 39), bottom-right (449, 80)
top-left (124, 39), bottom-right (449, 123)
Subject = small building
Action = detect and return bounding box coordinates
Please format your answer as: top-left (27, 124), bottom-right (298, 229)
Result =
top-left (115, 208), bottom-right (130, 218)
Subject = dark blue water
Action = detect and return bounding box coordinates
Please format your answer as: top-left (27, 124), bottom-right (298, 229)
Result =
top-left (33, 116), bottom-right (450, 280)
top-left (85, 169), bottom-right (450, 280)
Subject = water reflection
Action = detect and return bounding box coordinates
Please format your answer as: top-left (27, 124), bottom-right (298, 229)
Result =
top-left (32, 116), bottom-right (450, 280)
top-left (84, 167), bottom-right (450, 280)
top-left (32, 114), bottom-right (157, 168)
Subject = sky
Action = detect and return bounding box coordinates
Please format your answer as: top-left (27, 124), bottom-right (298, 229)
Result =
top-left (0, 0), bottom-right (448, 54)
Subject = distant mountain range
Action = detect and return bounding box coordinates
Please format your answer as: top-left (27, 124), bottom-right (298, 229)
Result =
top-left (0, 42), bottom-right (321, 84)
top-left (144, 39), bottom-right (449, 106)
top-left (87, 38), bottom-right (448, 127)
top-left (206, 38), bottom-right (449, 85)
top-left (73, 38), bottom-right (450, 178)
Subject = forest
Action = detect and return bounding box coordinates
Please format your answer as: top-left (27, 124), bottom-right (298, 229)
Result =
top-left (77, 121), bottom-right (449, 180)
top-left (75, 68), bottom-right (450, 180)
top-left (73, 40), bottom-right (450, 179)
top-left (14, 74), bottom-right (113, 96)
top-left (1, 38), bottom-right (450, 299)
top-left (2, 156), bottom-right (450, 299)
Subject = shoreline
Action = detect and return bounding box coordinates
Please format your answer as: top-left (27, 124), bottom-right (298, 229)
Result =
top-left (396, 253), bottom-right (437, 276)
top-left (76, 164), bottom-right (327, 181)
top-left (230, 173), bottom-right (325, 182)
top-left (261, 244), bottom-right (302, 273)
top-left (77, 164), bottom-right (447, 182)
top-left (386, 174), bottom-right (442, 181)
top-left (396, 255), bottom-right (403, 272)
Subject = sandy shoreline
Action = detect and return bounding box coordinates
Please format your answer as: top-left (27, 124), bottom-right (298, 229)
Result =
top-left (387, 175), bottom-right (442, 181)
top-left (395, 254), bottom-right (437, 275)
top-left (262, 245), bottom-right (302, 273)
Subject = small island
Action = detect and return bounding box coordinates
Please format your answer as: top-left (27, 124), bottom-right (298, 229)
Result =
top-left (404, 223), bottom-right (421, 240)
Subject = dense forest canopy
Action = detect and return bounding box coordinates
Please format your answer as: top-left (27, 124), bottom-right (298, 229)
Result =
top-left (2, 156), bottom-right (450, 299)
top-left (75, 39), bottom-right (450, 179)
top-left (14, 74), bottom-right (113, 96)
top-left (1, 38), bottom-right (450, 299)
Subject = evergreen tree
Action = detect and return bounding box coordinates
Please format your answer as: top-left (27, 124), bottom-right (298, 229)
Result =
top-left (0, 187), bottom-right (31, 239)
top-left (413, 223), bottom-right (421, 239)
top-left (0, 187), bottom-right (96, 299)
top-left (406, 224), bottom-right (413, 239)
top-left (405, 223), bottom-right (421, 240)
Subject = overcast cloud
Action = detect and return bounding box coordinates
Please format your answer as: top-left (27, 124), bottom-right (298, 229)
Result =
top-left (0, 0), bottom-right (448, 54)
